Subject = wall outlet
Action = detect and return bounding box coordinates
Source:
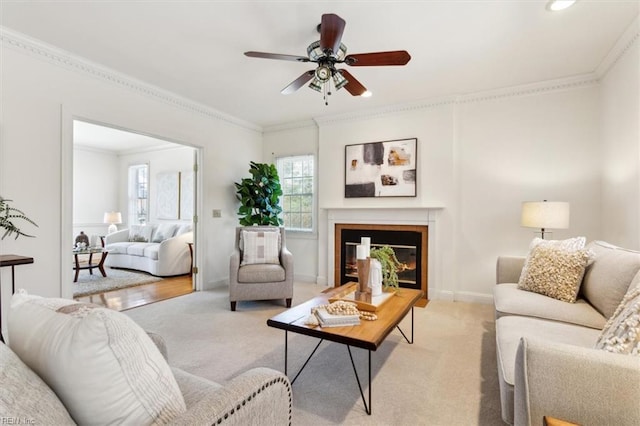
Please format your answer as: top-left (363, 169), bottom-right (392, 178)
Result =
top-left (212, 209), bottom-right (222, 218)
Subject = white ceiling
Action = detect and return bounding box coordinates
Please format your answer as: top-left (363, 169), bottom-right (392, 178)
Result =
top-left (73, 120), bottom-right (179, 153)
top-left (1, 1), bottom-right (638, 129)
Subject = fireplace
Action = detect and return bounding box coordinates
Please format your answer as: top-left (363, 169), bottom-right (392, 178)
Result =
top-left (334, 223), bottom-right (428, 306)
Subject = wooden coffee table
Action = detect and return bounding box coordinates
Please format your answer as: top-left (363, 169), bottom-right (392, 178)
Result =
top-left (267, 283), bottom-right (423, 415)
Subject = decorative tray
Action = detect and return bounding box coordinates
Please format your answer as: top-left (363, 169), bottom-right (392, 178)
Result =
top-left (328, 282), bottom-right (395, 312)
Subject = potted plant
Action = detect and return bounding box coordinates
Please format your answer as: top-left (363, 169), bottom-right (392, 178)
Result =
top-left (0, 196), bottom-right (38, 239)
top-left (369, 245), bottom-right (401, 290)
top-left (234, 161), bottom-right (283, 226)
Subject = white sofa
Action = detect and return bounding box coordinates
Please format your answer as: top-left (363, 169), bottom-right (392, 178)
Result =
top-left (104, 223), bottom-right (193, 276)
top-left (493, 240), bottom-right (640, 425)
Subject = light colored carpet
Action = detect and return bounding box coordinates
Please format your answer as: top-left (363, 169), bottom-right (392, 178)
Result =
top-left (125, 283), bottom-right (503, 425)
top-left (73, 267), bottom-right (163, 297)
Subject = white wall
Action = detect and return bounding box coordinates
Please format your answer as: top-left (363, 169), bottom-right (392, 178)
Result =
top-left (73, 147), bottom-right (119, 243)
top-left (600, 31), bottom-right (640, 250)
top-left (263, 123), bottom-right (320, 283)
top-left (0, 37), bottom-right (262, 333)
top-left (457, 87), bottom-right (601, 297)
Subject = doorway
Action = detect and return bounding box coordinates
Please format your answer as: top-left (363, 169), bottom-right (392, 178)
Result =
top-left (63, 118), bottom-right (201, 306)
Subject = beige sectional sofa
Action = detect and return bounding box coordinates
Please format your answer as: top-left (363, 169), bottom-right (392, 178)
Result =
top-left (494, 240), bottom-right (640, 425)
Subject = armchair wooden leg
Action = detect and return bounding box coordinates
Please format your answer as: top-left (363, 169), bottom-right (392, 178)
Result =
top-left (285, 298), bottom-right (292, 308)
top-left (230, 301), bottom-right (237, 311)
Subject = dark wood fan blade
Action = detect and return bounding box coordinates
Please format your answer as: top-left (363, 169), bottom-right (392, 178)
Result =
top-left (320, 13), bottom-right (346, 55)
top-left (345, 50), bottom-right (411, 66)
top-left (245, 51), bottom-right (309, 62)
top-left (339, 70), bottom-right (368, 96)
top-left (281, 71), bottom-right (315, 95)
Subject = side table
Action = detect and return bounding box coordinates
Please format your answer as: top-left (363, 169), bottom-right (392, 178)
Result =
top-left (0, 254), bottom-right (34, 343)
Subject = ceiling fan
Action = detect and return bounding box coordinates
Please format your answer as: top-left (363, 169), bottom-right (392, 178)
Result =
top-left (244, 13), bottom-right (411, 104)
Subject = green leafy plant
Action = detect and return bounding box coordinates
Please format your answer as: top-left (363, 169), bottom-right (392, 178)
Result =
top-left (369, 245), bottom-right (401, 290)
top-left (0, 196), bottom-right (38, 240)
top-left (234, 161), bottom-right (283, 226)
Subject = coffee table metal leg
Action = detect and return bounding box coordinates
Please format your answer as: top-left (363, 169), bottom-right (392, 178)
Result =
top-left (396, 306), bottom-right (415, 344)
top-left (291, 339), bottom-right (324, 384)
top-left (347, 346), bottom-right (372, 415)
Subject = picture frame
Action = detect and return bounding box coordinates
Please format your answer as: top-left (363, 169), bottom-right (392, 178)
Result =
top-left (344, 138), bottom-right (417, 198)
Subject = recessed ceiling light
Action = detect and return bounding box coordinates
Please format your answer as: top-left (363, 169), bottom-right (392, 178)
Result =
top-left (546, 0), bottom-right (578, 11)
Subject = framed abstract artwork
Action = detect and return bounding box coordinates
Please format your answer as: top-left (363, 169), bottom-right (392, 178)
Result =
top-left (344, 138), bottom-right (417, 198)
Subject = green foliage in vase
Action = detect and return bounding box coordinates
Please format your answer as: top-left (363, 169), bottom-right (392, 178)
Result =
top-left (234, 161), bottom-right (283, 226)
top-left (0, 196), bottom-right (38, 240)
top-left (369, 245), bottom-right (401, 290)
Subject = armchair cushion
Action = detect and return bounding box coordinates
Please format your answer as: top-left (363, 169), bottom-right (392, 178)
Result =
top-left (8, 290), bottom-right (186, 425)
top-left (241, 230), bottom-right (281, 265)
top-left (238, 263), bottom-right (286, 283)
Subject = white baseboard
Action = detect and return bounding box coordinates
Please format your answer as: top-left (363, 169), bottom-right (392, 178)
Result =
top-left (430, 289), bottom-right (493, 305)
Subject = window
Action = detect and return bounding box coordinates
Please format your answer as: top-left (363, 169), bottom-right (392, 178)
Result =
top-left (277, 155), bottom-right (314, 232)
top-left (128, 164), bottom-right (149, 225)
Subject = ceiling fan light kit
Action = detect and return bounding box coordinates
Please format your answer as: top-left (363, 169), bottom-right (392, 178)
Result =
top-left (244, 13), bottom-right (411, 105)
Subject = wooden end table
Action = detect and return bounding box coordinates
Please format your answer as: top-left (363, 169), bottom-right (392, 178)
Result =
top-left (267, 283), bottom-right (423, 415)
top-left (0, 254), bottom-right (34, 343)
top-left (73, 247), bottom-right (108, 282)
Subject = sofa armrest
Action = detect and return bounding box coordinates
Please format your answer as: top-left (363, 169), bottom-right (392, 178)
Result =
top-left (514, 337), bottom-right (640, 426)
top-left (158, 231), bottom-right (193, 257)
top-left (229, 249), bottom-right (241, 284)
top-left (168, 367), bottom-right (291, 425)
top-left (104, 229), bottom-right (129, 245)
top-left (496, 256), bottom-right (525, 284)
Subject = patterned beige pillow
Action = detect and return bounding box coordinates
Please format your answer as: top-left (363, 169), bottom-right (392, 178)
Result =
top-left (241, 230), bottom-right (281, 265)
top-left (595, 285), bottom-right (640, 355)
top-left (517, 245), bottom-right (591, 303)
top-left (518, 237), bottom-right (586, 285)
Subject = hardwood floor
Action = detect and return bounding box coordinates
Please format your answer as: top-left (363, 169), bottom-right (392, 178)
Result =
top-left (74, 274), bottom-right (194, 311)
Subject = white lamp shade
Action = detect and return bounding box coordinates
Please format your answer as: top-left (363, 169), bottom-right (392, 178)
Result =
top-left (103, 211), bottom-right (122, 225)
top-left (521, 201), bottom-right (570, 229)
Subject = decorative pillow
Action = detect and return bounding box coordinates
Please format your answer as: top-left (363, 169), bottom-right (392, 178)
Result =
top-left (239, 227), bottom-right (280, 252)
top-left (595, 285), bottom-right (640, 356)
top-left (7, 290), bottom-right (186, 425)
top-left (151, 224), bottom-right (178, 243)
top-left (517, 245), bottom-right (591, 303)
top-left (518, 236), bottom-right (586, 288)
top-left (175, 223), bottom-right (192, 236)
top-left (129, 224), bottom-right (153, 242)
top-left (241, 230), bottom-right (281, 265)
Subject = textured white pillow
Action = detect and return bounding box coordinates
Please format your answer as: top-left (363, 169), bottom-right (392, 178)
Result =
top-left (241, 230), bottom-right (281, 265)
top-left (129, 224), bottom-right (154, 242)
top-left (151, 223), bottom-right (178, 243)
top-left (595, 285), bottom-right (640, 356)
top-left (8, 290), bottom-right (186, 425)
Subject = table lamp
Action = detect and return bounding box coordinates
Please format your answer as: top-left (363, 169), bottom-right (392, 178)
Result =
top-left (521, 200), bottom-right (569, 239)
top-left (103, 211), bottom-right (122, 234)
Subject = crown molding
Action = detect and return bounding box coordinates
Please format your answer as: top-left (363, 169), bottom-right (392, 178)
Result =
top-left (457, 73), bottom-right (599, 104)
top-left (0, 26), bottom-right (262, 133)
top-left (313, 96), bottom-right (457, 126)
top-left (262, 119), bottom-right (318, 134)
top-left (595, 15), bottom-right (639, 78)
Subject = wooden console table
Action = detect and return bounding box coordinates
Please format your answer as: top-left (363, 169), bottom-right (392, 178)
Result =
top-left (0, 254), bottom-right (34, 343)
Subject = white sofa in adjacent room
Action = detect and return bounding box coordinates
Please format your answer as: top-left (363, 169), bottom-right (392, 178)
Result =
top-left (104, 223), bottom-right (193, 276)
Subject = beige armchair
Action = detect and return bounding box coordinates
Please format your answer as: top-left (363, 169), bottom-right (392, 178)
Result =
top-left (229, 226), bottom-right (294, 311)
